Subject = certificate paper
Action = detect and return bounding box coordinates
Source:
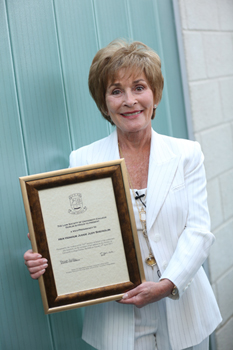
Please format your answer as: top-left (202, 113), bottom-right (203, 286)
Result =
top-left (20, 160), bottom-right (145, 314)
top-left (38, 178), bottom-right (129, 295)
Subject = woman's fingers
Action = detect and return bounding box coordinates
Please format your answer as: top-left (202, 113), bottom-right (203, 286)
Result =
top-left (119, 280), bottom-right (174, 308)
top-left (24, 249), bottom-right (41, 260)
top-left (29, 268), bottom-right (46, 280)
top-left (119, 282), bottom-right (161, 308)
top-left (25, 256), bottom-right (47, 268)
top-left (24, 249), bottom-right (48, 279)
top-left (24, 250), bottom-right (43, 265)
top-left (27, 262), bottom-right (48, 273)
top-left (119, 283), bottom-right (152, 308)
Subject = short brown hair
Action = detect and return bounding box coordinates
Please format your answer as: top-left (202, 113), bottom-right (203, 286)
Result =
top-left (88, 39), bottom-right (164, 125)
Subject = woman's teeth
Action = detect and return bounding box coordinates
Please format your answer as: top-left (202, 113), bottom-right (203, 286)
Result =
top-left (122, 111), bottom-right (141, 116)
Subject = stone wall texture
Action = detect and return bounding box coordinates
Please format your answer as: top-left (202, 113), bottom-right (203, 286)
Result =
top-left (178, 1), bottom-right (233, 349)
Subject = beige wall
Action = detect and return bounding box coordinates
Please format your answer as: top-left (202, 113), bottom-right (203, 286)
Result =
top-left (178, 1), bottom-right (233, 349)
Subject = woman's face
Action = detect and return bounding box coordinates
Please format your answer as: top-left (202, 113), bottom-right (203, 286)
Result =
top-left (105, 69), bottom-right (155, 135)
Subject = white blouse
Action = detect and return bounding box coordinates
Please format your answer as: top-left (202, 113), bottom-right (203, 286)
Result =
top-left (130, 188), bottom-right (171, 350)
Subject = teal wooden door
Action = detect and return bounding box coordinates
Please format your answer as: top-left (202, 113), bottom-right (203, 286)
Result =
top-left (0, 1), bottom-right (187, 349)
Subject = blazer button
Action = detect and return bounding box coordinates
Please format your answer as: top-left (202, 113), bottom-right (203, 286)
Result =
top-left (153, 234), bottom-right (161, 242)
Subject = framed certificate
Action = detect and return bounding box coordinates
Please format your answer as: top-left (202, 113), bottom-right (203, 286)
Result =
top-left (20, 159), bottom-right (145, 314)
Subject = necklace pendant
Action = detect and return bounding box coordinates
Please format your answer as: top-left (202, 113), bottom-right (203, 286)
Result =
top-left (145, 256), bottom-right (157, 269)
top-left (139, 207), bottom-right (146, 222)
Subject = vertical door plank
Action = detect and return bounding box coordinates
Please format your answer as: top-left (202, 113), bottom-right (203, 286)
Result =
top-left (6, 0), bottom-right (72, 175)
top-left (48, 3), bottom-right (105, 347)
top-left (157, 0), bottom-right (188, 138)
top-left (50, 310), bottom-right (95, 350)
top-left (94, 0), bottom-right (132, 47)
top-left (54, 0), bottom-right (109, 150)
top-left (0, 1), bottom-right (54, 349)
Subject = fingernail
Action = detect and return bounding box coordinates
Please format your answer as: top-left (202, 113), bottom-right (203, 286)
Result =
top-left (37, 254), bottom-right (42, 258)
top-left (42, 264), bottom-right (48, 268)
top-left (42, 259), bottom-right (48, 263)
top-left (122, 293), bottom-right (128, 299)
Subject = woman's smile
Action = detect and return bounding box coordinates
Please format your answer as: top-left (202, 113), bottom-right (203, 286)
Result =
top-left (121, 110), bottom-right (143, 117)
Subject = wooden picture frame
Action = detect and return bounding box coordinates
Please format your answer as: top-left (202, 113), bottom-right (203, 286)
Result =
top-left (20, 159), bottom-right (145, 314)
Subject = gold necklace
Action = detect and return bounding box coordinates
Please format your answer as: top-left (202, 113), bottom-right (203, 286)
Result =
top-left (118, 144), bottom-right (157, 269)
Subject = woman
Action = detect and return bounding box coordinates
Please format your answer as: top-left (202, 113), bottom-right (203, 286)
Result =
top-left (24, 40), bottom-right (222, 350)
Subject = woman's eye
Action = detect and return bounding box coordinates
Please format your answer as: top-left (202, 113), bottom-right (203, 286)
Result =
top-left (112, 89), bottom-right (121, 95)
top-left (135, 85), bottom-right (144, 91)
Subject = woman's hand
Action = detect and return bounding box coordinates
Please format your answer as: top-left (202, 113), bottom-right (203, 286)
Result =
top-left (24, 233), bottom-right (48, 279)
top-left (119, 279), bottom-right (174, 308)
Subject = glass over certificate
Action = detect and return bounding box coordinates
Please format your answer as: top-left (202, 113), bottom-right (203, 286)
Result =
top-left (38, 177), bottom-right (129, 295)
top-left (20, 160), bottom-right (145, 314)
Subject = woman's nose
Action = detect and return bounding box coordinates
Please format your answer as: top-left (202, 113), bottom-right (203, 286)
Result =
top-left (123, 91), bottom-right (137, 106)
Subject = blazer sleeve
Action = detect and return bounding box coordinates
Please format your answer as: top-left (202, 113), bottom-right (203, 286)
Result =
top-left (160, 141), bottom-right (215, 298)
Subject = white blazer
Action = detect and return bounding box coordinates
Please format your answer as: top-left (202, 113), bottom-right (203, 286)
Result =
top-left (69, 129), bottom-right (222, 350)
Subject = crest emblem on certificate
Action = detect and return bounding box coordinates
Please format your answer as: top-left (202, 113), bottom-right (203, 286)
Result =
top-left (68, 193), bottom-right (87, 214)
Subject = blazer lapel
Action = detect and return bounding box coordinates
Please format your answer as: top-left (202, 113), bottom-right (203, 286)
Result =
top-left (146, 130), bottom-right (180, 232)
top-left (88, 128), bottom-right (180, 234)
